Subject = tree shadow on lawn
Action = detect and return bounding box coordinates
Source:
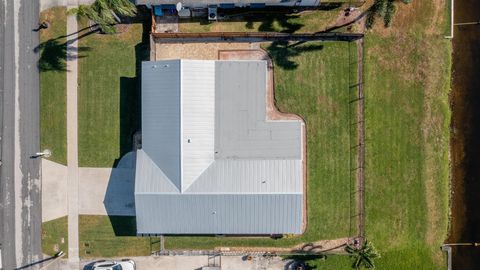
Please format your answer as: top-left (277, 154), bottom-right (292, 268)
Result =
top-left (265, 41), bottom-right (324, 70)
top-left (282, 254), bottom-right (328, 270)
top-left (177, 3), bottom-right (343, 33)
top-left (35, 30), bottom-right (96, 72)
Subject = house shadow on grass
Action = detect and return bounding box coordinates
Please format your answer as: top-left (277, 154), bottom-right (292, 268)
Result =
top-left (101, 8), bottom-right (152, 237)
top-left (265, 41), bottom-right (324, 70)
top-left (112, 8), bottom-right (150, 169)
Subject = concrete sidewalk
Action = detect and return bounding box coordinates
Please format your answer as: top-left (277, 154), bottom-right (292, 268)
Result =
top-left (66, 4), bottom-right (80, 263)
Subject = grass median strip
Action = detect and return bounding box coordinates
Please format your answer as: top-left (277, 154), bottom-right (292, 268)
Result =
top-left (39, 7), bottom-right (67, 165)
top-left (42, 216), bottom-right (68, 257)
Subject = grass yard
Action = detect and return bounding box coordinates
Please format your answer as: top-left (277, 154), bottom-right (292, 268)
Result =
top-left (363, 0), bottom-right (451, 269)
top-left (39, 7), bottom-right (67, 165)
top-left (77, 17), bottom-right (148, 167)
top-left (42, 216), bottom-right (68, 257)
top-left (75, 40), bottom-right (358, 257)
top-left (178, 6), bottom-right (343, 33)
top-left (166, 41), bottom-right (358, 250)
top-left (79, 215), bottom-right (151, 258)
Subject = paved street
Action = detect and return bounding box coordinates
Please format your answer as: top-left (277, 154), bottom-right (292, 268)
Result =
top-left (0, 0), bottom-right (42, 269)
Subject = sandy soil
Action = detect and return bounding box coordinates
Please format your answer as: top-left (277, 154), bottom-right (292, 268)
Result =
top-left (155, 41), bottom-right (256, 60)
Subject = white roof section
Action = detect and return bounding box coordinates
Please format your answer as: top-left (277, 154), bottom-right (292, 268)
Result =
top-left (181, 60), bottom-right (216, 191)
top-left (136, 60), bottom-right (305, 234)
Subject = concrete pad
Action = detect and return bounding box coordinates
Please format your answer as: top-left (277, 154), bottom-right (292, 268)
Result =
top-left (41, 159), bottom-right (68, 222)
top-left (78, 152), bottom-right (136, 216)
top-left (78, 168), bottom-right (135, 216)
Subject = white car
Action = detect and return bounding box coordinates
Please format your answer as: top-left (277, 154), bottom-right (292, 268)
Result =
top-left (92, 259), bottom-right (136, 270)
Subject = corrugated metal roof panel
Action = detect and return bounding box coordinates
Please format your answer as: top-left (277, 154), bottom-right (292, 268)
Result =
top-left (142, 60), bottom-right (182, 190)
top-left (214, 61), bottom-right (302, 160)
top-left (184, 159), bottom-right (302, 194)
top-left (181, 60), bottom-right (216, 191)
top-left (135, 150), bottom-right (180, 194)
top-left (135, 193), bottom-right (303, 234)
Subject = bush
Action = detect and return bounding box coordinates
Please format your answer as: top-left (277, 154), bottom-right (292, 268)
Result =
top-left (383, 0), bottom-right (396, 27)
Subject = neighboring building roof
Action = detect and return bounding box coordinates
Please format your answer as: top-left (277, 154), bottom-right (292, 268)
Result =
top-left (137, 0), bottom-right (322, 7)
top-left (136, 0), bottom-right (301, 7)
top-left (135, 60), bottom-right (304, 235)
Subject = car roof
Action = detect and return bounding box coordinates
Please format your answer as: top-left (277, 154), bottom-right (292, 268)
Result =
top-left (93, 261), bottom-right (119, 269)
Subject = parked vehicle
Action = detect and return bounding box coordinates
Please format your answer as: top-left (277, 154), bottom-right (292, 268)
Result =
top-left (92, 259), bottom-right (136, 270)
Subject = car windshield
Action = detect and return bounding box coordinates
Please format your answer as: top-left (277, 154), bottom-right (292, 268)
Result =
top-left (112, 265), bottom-right (122, 270)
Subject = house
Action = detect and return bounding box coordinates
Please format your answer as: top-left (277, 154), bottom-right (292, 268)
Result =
top-left (137, 0), bottom-right (321, 9)
top-left (135, 59), bottom-right (305, 235)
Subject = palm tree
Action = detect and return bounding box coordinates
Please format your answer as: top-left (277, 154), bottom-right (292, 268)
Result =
top-left (345, 240), bottom-right (380, 270)
top-left (69, 0), bottom-right (137, 34)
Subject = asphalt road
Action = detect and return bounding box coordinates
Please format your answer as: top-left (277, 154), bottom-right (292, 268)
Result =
top-left (0, 0), bottom-right (42, 269)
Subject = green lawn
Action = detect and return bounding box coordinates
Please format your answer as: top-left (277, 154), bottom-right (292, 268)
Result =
top-left (166, 41), bottom-right (358, 250)
top-left (79, 215), bottom-right (152, 257)
top-left (39, 7), bottom-right (67, 165)
top-left (178, 6), bottom-right (343, 33)
top-left (42, 216), bottom-right (68, 257)
top-left (363, 1), bottom-right (451, 269)
top-left (77, 18), bottom-right (148, 167)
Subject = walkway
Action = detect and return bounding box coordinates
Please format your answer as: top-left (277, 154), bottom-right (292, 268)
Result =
top-left (66, 2), bottom-right (80, 264)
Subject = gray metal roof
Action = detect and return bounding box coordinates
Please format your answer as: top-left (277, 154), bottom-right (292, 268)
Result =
top-left (136, 60), bottom-right (304, 234)
top-left (214, 61), bottom-right (302, 160)
top-left (142, 60), bottom-right (182, 190)
top-left (135, 194), bottom-right (303, 234)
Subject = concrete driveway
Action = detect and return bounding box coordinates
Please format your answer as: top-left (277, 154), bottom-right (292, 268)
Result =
top-left (42, 152), bottom-right (137, 222)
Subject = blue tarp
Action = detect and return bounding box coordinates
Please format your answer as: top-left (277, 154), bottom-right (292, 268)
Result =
top-left (154, 6), bottom-right (163, 17)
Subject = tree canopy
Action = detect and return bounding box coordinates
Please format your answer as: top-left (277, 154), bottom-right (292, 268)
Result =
top-left (69, 0), bottom-right (137, 34)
